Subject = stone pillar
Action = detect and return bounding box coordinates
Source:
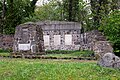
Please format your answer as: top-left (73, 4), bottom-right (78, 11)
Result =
top-left (61, 30), bottom-right (65, 50)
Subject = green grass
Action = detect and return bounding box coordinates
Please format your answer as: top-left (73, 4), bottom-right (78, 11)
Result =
top-left (44, 52), bottom-right (81, 58)
top-left (0, 50), bottom-right (94, 59)
top-left (0, 58), bottom-right (120, 80)
top-left (0, 48), bottom-right (10, 57)
top-left (0, 52), bottom-right (10, 57)
top-left (44, 50), bottom-right (94, 58)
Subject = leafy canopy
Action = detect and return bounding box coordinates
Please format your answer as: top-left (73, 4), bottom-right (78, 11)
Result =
top-left (99, 10), bottom-right (120, 55)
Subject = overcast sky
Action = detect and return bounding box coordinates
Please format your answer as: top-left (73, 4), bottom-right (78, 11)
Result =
top-left (36, 0), bottom-right (89, 6)
top-left (36, 0), bottom-right (49, 6)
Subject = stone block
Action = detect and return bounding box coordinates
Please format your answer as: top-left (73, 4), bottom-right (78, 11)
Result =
top-left (12, 22), bottom-right (44, 55)
top-left (98, 53), bottom-right (120, 68)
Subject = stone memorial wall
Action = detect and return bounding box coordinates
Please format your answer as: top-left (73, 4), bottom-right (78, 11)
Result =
top-left (13, 22), bottom-right (44, 55)
top-left (0, 21), bottom-right (113, 55)
top-left (36, 21), bottom-right (81, 50)
top-left (0, 34), bottom-right (14, 50)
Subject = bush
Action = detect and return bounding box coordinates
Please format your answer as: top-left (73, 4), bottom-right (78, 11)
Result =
top-left (0, 48), bottom-right (10, 57)
top-left (99, 10), bottom-right (120, 56)
top-left (45, 50), bottom-right (95, 58)
top-left (0, 48), bottom-right (12, 53)
top-left (45, 50), bottom-right (80, 54)
top-left (80, 50), bottom-right (94, 57)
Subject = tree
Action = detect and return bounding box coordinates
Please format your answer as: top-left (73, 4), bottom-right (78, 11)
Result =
top-left (25, 0), bottom-right (90, 23)
top-left (0, 1), bottom-right (2, 33)
top-left (90, 0), bottom-right (110, 28)
top-left (63, 0), bottom-right (79, 21)
top-left (99, 10), bottom-right (120, 56)
top-left (0, 0), bottom-right (38, 34)
top-left (23, 0), bottom-right (64, 21)
top-left (31, 0), bottom-right (38, 12)
top-left (0, 0), bottom-right (6, 33)
top-left (112, 0), bottom-right (120, 10)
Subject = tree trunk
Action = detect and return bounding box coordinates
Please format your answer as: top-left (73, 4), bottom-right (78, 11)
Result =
top-left (10, 0), bottom-right (13, 13)
top-left (90, 0), bottom-right (99, 27)
top-left (31, 0), bottom-right (38, 12)
top-left (1, 0), bottom-right (5, 19)
top-left (90, 0), bottom-right (109, 28)
top-left (112, 0), bottom-right (119, 10)
top-left (68, 0), bottom-right (73, 21)
top-left (0, 0), bottom-right (6, 34)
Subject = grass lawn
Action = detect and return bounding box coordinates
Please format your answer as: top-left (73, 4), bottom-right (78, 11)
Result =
top-left (0, 52), bottom-right (10, 57)
top-left (44, 50), bottom-right (94, 58)
top-left (0, 50), bottom-right (94, 59)
top-left (45, 52), bottom-right (91, 58)
top-left (0, 49), bottom-right (10, 57)
top-left (0, 58), bottom-right (120, 80)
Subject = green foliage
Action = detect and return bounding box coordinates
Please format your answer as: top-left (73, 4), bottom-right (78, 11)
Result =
top-left (45, 50), bottom-right (94, 58)
top-left (79, 50), bottom-right (94, 57)
top-left (23, 0), bottom-right (64, 22)
top-left (25, 0), bottom-right (91, 23)
top-left (45, 50), bottom-right (79, 54)
top-left (0, 48), bottom-right (11, 53)
top-left (0, 48), bottom-right (10, 57)
top-left (99, 10), bottom-right (120, 56)
top-left (0, 0), bottom-right (119, 34)
top-left (0, 49), bottom-right (94, 58)
top-left (24, 0), bottom-right (93, 33)
top-left (0, 52), bottom-right (10, 57)
top-left (90, 0), bottom-right (119, 29)
top-left (0, 58), bottom-right (120, 80)
top-left (77, 0), bottom-right (92, 31)
top-left (62, 0), bottom-right (79, 21)
top-left (90, 0), bottom-right (113, 28)
top-left (2, 0), bottom-right (32, 34)
top-left (0, 0), bottom-right (38, 34)
top-left (0, 1), bottom-right (2, 16)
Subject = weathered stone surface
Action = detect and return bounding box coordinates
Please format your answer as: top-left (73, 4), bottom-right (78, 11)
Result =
top-left (94, 41), bottom-right (113, 58)
top-left (85, 30), bottom-right (113, 57)
top-left (36, 21), bottom-right (81, 50)
top-left (0, 21), bottom-right (113, 54)
top-left (98, 53), bottom-right (120, 68)
top-left (0, 34), bottom-right (13, 50)
top-left (13, 22), bottom-right (44, 54)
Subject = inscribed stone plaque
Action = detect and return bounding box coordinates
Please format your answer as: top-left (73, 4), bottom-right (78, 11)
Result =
top-left (65, 35), bottom-right (72, 45)
top-left (54, 35), bottom-right (60, 45)
top-left (44, 35), bottom-right (50, 46)
top-left (23, 28), bottom-right (28, 31)
top-left (18, 44), bottom-right (30, 51)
